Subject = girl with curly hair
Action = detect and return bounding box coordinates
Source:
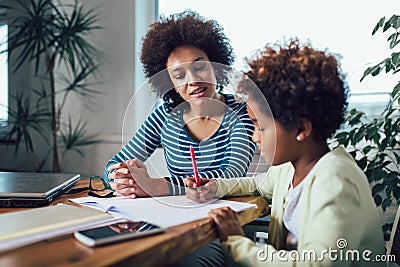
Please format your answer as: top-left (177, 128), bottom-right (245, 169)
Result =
top-left (104, 10), bottom-right (256, 199)
top-left (185, 40), bottom-right (385, 266)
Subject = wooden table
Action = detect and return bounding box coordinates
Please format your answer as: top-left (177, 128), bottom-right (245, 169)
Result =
top-left (0, 180), bottom-right (269, 267)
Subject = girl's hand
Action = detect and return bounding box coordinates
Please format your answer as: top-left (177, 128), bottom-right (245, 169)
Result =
top-left (184, 178), bottom-right (218, 202)
top-left (208, 207), bottom-right (244, 242)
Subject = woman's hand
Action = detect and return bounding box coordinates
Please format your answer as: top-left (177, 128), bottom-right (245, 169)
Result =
top-left (108, 160), bottom-right (150, 198)
top-left (108, 162), bottom-right (135, 197)
top-left (125, 159), bottom-right (170, 197)
top-left (208, 207), bottom-right (244, 242)
top-left (184, 178), bottom-right (218, 202)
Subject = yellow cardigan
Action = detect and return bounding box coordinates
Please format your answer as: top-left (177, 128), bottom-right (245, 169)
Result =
top-left (215, 146), bottom-right (385, 267)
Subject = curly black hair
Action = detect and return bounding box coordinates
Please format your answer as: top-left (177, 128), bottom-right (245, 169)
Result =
top-left (140, 10), bottom-right (234, 109)
top-left (242, 39), bottom-right (349, 142)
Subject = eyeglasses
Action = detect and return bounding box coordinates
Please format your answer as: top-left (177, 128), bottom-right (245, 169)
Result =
top-left (66, 175), bottom-right (115, 198)
top-left (89, 175), bottom-right (113, 191)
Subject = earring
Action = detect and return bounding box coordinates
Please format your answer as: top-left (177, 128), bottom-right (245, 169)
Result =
top-left (296, 136), bottom-right (302, 141)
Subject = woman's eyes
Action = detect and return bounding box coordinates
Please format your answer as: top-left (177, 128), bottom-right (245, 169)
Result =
top-left (173, 73), bottom-right (184, 80)
top-left (171, 63), bottom-right (207, 80)
top-left (193, 64), bottom-right (206, 71)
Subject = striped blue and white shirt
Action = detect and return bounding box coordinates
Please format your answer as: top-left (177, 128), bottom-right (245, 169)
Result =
top-left (104, 94), bottom-right (256, 195)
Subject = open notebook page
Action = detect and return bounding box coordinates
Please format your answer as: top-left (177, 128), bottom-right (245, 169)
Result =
top-left (71, 195), bottom-right (257, 228)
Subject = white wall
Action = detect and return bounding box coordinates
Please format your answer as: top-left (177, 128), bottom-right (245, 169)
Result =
top-left (62, 0), bottom-right (160, 177)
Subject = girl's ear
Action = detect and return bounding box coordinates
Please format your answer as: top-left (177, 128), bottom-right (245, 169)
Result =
top-left (296, 118), bottom-right (313, 142)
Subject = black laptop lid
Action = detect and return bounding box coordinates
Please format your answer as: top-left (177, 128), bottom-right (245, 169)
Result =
top-left (0, 172), bottom-right (80, 207)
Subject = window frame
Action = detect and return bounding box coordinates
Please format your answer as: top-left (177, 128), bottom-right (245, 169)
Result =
top-left (0, 22), bottom-right (8, 130)
top-left (156, 0), bottom-right (396, 118)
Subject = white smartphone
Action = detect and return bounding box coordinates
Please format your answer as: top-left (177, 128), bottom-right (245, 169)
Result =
top-left (74, 221), bottom-right (165, 247)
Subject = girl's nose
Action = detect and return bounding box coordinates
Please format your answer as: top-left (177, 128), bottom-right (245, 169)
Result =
top-left (252, 130), bottom-right (261, 146)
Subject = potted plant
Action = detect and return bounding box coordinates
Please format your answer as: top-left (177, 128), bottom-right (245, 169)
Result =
top-left (0, 0), bottom-right (103, 172)
top-left (334, 14), bottom-right (400, 236)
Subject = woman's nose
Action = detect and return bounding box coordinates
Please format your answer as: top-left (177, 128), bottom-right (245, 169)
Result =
top-left (187, 70), bottom-right (202, 84)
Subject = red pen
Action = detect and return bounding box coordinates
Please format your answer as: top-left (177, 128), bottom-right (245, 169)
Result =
top-left (189, 146), bottom-right (200, 187)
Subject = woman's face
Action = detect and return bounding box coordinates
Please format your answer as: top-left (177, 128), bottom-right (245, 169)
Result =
top-left (246, 101), bottom-right (297, 166)
top-left (166, 45), bottom-right (217, 105)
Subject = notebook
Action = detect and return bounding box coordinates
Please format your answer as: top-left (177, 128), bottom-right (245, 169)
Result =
top-left (0, 172), bottom-right (80, 207)
top-left (0, 204), bottom-right (121, 252)
top-left (71, 195), bottom-right (258, 228)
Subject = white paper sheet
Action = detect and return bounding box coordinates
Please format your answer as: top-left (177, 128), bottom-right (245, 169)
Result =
top-left (71, 195), bottom-right (257, 228)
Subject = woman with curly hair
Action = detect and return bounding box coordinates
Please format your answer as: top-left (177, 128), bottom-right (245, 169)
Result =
top-left (185, 40), bottom-right (385, 266)
top-left (104, 11), bottom-right (256, 198)
top-left (102, 10), bottom-right (257, 267)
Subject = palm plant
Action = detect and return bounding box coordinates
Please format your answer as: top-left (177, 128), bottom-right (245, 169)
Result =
top-left (1, 0), bottom-right (103, 172)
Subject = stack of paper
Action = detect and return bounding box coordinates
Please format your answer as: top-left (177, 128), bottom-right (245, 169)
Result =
top-left (0, 204), bottom-right (121, 252)
top-left (71, 195), bottom-right (257, 228)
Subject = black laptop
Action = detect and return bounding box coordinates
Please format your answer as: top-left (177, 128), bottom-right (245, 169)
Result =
top-left (0, 172), bottom-right (80, 207)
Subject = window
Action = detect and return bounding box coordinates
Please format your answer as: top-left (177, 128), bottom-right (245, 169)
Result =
top-left (158, 0), bottom-right (398, 116)
top-left (0, 23), bottom-right (7, 127)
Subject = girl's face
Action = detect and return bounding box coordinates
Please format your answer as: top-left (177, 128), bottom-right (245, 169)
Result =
top-left (246, 101), bottom-right (298, 166)
top-left (166, 45), bottom-right (218, 105)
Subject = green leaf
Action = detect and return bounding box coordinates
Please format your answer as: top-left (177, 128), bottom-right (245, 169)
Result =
top-left (373, 132), bottom-right (381, 144)
top-left (366, 127), bottom-right (378, 141)
top-left (386, 185), bottom-right (393, 197)
top-left (360, 67), bottom-right (373, 82)
top-left (388, 32), bottom-right (397, 42)
top-left (349, 150), bottom-right (357, 159)
top-left (384, 20), bottom-right (392, 32)
top-left (379, 138), bottom-right (389, 151)
top-left (393, 186), bottom-right (400, 200)
top-left (389, 33), bottom-right (400, 49)
top-left (334, 132), bottom-right (350, 147)
top-left (374, 194), bottom-right (382, 206)
top-left (60, 116), bottom-right (102, 158)
top-left (362, 145), bottom-right (372, 155)
top-left (386, 172), bottom-right (399, 182)
top-left (335, 132), bottom-right (349, 140)
top-left (372, 183), bottom-right (384, 196)
top-left (357, 157), bottom-right (368, 170)
top-left (372, 66), bottom-right (382, 76)
top-left (390, 136), bottom-right (398, 148)
top-left (349, 108), bottom-right (358, 115)
top-left (381, 160), bottom-right (392, 170)
top-left (392, 52), bottom-right (400, 65)
top-left (391, 15), bottom-right (400, 29)
top-left (354, 127), bottom-right (367, 143)
top-left (348, 112), bottom-right (363, 125)
top-left (392, 82), bottom-right (400, 98)
top-left (371, 168), bottom-right (386, 182)
top-left (382, 197), bottom-right (392, 211)
top-left (372, 16), bottom-right (385, 35)
top-left (384, 118), bottom-right (393, 135)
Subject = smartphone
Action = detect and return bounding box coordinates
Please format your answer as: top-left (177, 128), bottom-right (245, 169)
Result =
top-left (74, 221), bottom-right (165, 247)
